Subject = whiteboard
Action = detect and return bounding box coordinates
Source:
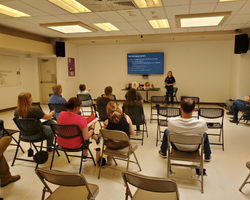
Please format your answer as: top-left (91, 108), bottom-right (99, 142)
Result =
top-left (0, 54), bottom-right (21, 86)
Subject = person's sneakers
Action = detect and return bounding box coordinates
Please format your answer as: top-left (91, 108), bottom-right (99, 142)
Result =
top-left (82, 154), bottom-right (88, 162)
top-left (159, 150), bottom-right (167, 158)
top-left (95, 134), bottom-right (102, 145)
top-left (1, 175), bottom-right (21, 187)
top-left (204, 155), bottom-right (211, 162)
top-left (226, 111), bottom-right (233, 115)
top-left (230, 120), bottom-right (237, 123)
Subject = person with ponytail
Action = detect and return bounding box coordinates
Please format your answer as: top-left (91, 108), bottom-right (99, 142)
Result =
top-left (103, 101), bottom-right (135, 164)
top-left (14, 92), bottom-right (55, 152)
top-left (57, 97), bottom-right (101, 159)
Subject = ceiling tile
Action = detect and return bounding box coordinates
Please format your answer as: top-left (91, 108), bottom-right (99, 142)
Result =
top-left (188, 27), bottom-right (206, 32)
top-left (155, 28), bottom-right (171, 33)
top-left (140, 7), bottom-right (167, 20)
top-left (129, 21), bottom-right (152, 29)
top-left (191, 0), bottom-right (218, 3)
top-left (117, 9), bottom-right (146, 22)
top-left (222, 24), bottom-right (245, 30)
top-left (56, 14), bottom-right (83, 22)
top-left (139, 29), bottom-right (156, 34)
top-left (36, 16), bottom-right (64, 23)
top-left (19, 17), bottom-right (47, 25)
top-left (122, 30), bottom-right (140, 35)
top-left (164, 5), bottom-right (189, 19)
top-left (228, 14), bottom-right (250, 25)
top-left (108, 31), bottom-right (126, 36)
top-left (111, 22), bottom-right (135, 30)
top-left (190, 3), bottom-right (216, 14)
top-left (170, 27), bottom-right (188, 33)
top-left (0, 18), bottom-right (35, 28)
top-left (242, 21), bottom-right (250, 28)
top-left (95, 11), bottom-right (126, 23)
top-left (76, 13), bottom-right (106, 23)
top-left (214, 1), bottom-right (246, 15)
top-left (162, 0), bottom-right (189, 6)
top-left (237, 0), bottom-right (250, 15)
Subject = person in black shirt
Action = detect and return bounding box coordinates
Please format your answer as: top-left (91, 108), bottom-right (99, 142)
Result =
top-left (164, 71), bottom-right (176, 106)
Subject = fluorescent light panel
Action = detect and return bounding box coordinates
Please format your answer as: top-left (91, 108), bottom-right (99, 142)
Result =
top-left (40, 22), bottom-right (98, 34)
top-left (94, 23), bottom-right (119, 31)
top-left (134, 0), bottom-right (162, 8)
top-left (48, 0), bottom-right (91, 13)
top-left (0, 4), bottom-right (30, 17)
top-left (149, 19), bottom-right (170, 29)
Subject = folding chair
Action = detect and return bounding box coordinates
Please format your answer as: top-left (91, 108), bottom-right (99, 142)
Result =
top-left (122, 171), bottom-right (180, 200)
top-left (237, 102), bottom-right (250, 124)
top-left (150, 96), bottom-right (166, 122)
top-left (98, 129), bottom-right (141, 179)
top-left (35, 168), bottom-right (99, 200)
top-left (239, 161), bottom-right (250, 192)
top-left (32, 102), bottom-right (43, 111)
top-left (198, 108), bottom-right (224, 150)
top-left (122, 105), bottom-right (148, 146)
top-left (50, 124), bottom-right (96, 173)
top-left (156, 107), bottom-right (181, 146)
top-left (167, 133), bottom-right (204, 193)
top-left (95, 103), bottom-right (109, 128)
top-left (77, 94), bottom-right (94, 117)
top-left (173, 87), bottom-right (179, 105)
top-left (48, 103), bottom-right (67, 120)
top-left (101, 94), bottom-right (118, 105)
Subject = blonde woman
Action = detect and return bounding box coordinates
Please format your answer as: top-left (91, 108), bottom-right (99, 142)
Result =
top-left (14, 92), bottom-right (55, 152)
top-left (104, 101), bottom-right (135, 164)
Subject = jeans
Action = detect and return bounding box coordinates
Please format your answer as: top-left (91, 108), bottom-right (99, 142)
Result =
top-left (131, 115), bottom-right (144, 131)
top-left (22, 120), bottom-right (54, 149)
top-left (231, 99), bottom-right (247, 122)
top-left (166, 86), bottom-right (174, 105)
top-left (160, 129), bottom-right (212, 159)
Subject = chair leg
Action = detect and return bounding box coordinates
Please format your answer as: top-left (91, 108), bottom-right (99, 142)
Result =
top-left (201, 162), bottom-right (204, 194)
top-left (222, 129), bottom-right (224, 151)
top-left (141, 124), bottom-right (144, 146)
top-left (10, 134), bottom-right (24, 153)
top-left (126, 153), bottom-right (130, 171)
top-left (98, 151), bottom-right (105, 179)
top-left (113, 157), bottom-right (118, 165)
top-left (11, 137), bottom-right (21, 166)
top-left (64, 151), bottom-right (70, 163)
top-left (239, 172), bottom-right (250, 191)
top-left (79, 150), bottom-right (84, 173)
top-left (133, 152), bottom-right (142, 171)
top-left (50, 148), bottom-right (56, 170)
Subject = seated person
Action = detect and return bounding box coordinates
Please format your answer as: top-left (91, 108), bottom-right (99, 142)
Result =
top-left (96, 86), bottom-right (113, 105)
top-left (123, 88), bottom-right (144, 133)
top-left (0, 136), bottom-right (20, 187)
top-left (125, 82), bottom-right (144, 104)
top-left (78, 84), bottom-right (94, 113)
top-left (159, 98), bottom-right (212, 162)
top-left (14, 92), bottom-right (55, 152)
top-left (227, 96), bottom-right (250, 123)
top-left (57, 97), bottom-right (101, 159)
top-left (49, 84), bottom-right (67, 119)
top-left (104, 101), bottom-right (135, 165)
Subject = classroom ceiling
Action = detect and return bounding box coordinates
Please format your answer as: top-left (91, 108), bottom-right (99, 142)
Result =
top-left (0, 0), bottom-right (250, 45)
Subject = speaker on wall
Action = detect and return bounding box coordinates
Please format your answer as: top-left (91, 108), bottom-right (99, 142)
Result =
top-left (234, 34), bottom-right (249, 54)
top-left (55, 41), bottom-right (65, 57)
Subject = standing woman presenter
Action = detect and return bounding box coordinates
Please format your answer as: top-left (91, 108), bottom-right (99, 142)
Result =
top-left (164, 71), bottom-right (176, 106)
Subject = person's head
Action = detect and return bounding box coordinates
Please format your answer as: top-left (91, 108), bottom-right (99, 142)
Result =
top-left (79, 84), bottom-right (86, 92)
top-left (65, 97), bottom-right (82, 113)
top-left (167, 71), bottom-right (173, 77)
top-left (131, 82), bottom-right (139, 89)
top-left (104, 86), bottom-right (113, 96)
top-left (180, 98), bottom-right (195, 114)
top-left (106, 101), bottom-right (123, 124)
top-left (17, 92), bottom-right (32, 118)
top-left (52, 84), bottom-right (62, 95)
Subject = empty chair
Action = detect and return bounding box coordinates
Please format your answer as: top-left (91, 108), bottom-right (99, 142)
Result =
top-left (167, 133), bottom-right (204, 193)
top-left (198, 108), bottom-right (224, 150)
top-left (48, 103), bottom-right (67, 120)
top-left (50, 124), bottom-right (96, 173)
top-left (173, 87), bottom-right (179, 105)
top-left (150, 96), bottom-right (166, 122)
top-left (239, 161), bottom-right (250, 192)
top-left (122, 171), bottom-right (180, 200)
top-left (35, 168), bottom-right (99, 200)
top-left (77, 93), bottom-right (94, 116)
top-left (98, 129), bottom-right (141, 179)
top-left (156, 107), bottom-right (181, 146)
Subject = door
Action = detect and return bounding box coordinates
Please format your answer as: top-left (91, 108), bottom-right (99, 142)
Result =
top-left (39, 58), bottom-right (57, 104)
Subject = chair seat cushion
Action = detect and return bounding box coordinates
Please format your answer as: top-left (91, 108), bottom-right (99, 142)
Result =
top-left (104, 144), bottom-right (138, 156)
top-left (5, 129), bottom-right (19, 135)
top-left (46, 184), bottom-right (99, 200)
top-left (132, 189), bottom-right (177, 200)
top-left (170, 148), bottom-right (201, 161)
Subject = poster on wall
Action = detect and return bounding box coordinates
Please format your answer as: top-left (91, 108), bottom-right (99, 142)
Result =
top-left (68, 57), bottom-right (75, 77)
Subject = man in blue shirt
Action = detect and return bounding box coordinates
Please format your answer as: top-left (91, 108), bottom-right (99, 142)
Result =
top-left (49, 84), bottom-right (66, 119)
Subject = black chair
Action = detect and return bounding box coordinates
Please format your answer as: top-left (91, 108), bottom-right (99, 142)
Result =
top-left (48, 103), bottom-right (67, 120)
top-left (32, 102), bottom-right (43, 111)
top-left (173, 87), bottom-right (179, 105)
top-left (12, 118), bottom-right (49, 168)
top-left (156, 107), bottom-right (181, 146)
top-left (77, 94), bottom-right (94, 117)
top-left (198, 108), bottom-right (224, 150)
top-left (122, 105), bottom-right (148, 146)
top-left (0, 120), bottom-right (24, 153)
top-left (101, 94), bottom-right (118, 104)
top-left (95, 103), bottom-right (109, 128)
top-left (50, 124), bottom-right (96, 173)
top-left (150, 96), bottom-right (166, 123)
top-left (237, 102), bottom-right (250, 125)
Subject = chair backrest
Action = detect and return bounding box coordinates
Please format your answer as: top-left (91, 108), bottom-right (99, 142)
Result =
top-left (32, 102), bottom-right (43, 112)
top-left (48, 103), bottom-right (67, 113)
top-left (96, 103), bottom-right (109, 121)
top-left (122, 105), bottom-right (144, 119)
top-left (157, 107), bottom-right (181, 118)
top-left (168, 133), bottom-right (203, 146)
top-left (198, 108), bottom-right (224, 119)
top-left (101, 94), bottom-right (117, 102)
top-left (181, 96), bottom-right (199, 108)
top-left (13, 118), bottom-right (43, 136)
top-left (50, 124), bottom-right (83, 140)
top-left (100, 128), bottom-right (129, 142)
top-left (77, 94), bottom-right (92, 102)
top-left (151, 96), bottom-right (166, 104)
top-left (122, 171), bottom-right (179, 199)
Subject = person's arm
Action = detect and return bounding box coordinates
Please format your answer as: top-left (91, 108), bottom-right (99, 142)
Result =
top-left (81, 123), bottom-right (95, 140)
top-left (125, 114), bottom-right (136, 136)
top-left (103, 119), bottom-right (108, 129)
top-left (42, 110), bottom-right (55, 120)
top-left (171, 81), bottom-right (176, 86)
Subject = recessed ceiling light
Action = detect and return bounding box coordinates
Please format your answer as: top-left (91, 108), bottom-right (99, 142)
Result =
top-left (134, 0), bottom-right (162, 8)
top-left (149, 19), bottom-right (170, 29)
top-left (175, 12), bottom-right (231, 28)
top-left (0, 4), bottom-right (30, 17)
top-left (48, 0), bottom-right (91, 13)
top-left (40, 22), bottom-right (97, 33)
top-left (94, 23), bottom-right (119, 31)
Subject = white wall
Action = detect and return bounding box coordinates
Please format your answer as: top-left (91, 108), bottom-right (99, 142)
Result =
top-left (78, 40), bottom-right (232, 103)
top-left (0, 50), bottom-right (40, 110)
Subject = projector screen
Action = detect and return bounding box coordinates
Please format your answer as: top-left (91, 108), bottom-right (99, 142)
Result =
top-left (127, 52), bottom-right (164, 75)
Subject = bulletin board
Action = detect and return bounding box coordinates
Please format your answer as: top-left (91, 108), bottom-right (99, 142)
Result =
top-left (0, 54), bottom-right (21, 86)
